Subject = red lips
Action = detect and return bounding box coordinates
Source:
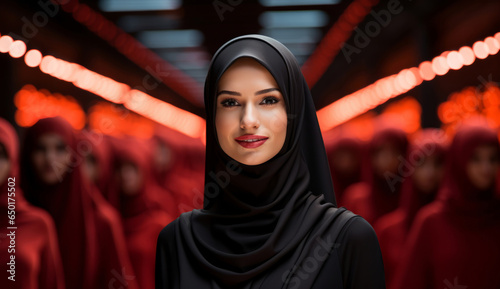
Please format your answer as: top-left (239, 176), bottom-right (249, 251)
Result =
top-left (235, 134), bottom-right (269, 149)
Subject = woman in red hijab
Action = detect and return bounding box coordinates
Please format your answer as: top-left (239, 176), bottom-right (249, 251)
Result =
top-left (392, 121), bottom-right (500, 289)
top-left (79, 129), bottom-right (114, 200)
top-left (374, 129), bottom-right (447, 288)
top-left (112, 137), bottom-right (173, 289)
top-left (324, 130), bottom-right (363, 207)
top-left (152, 125), bottom-right (204, 216)
top-left (20, 117), bottom-right (139, 289)
top-left (341, 124), bottom-right (409, 225)
top-left (0, 118), bottom-right (65, 289)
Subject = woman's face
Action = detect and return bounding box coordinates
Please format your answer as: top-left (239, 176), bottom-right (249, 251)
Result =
top-left (330, 148), bottom-right (359, 176)
top-left (116, 161), bottom-right (143, 196)
top-left (31, 133), bottom-right (71, 185)
top-left (371, 142), bottom-right (401, 177)
top-left (466, 144), bottom-right (499, 191)
top-left (0, 144), bottom-right (10, 187)
top-left (215, 58), bottom-right (287, 166)
top-left (413, 155), bottom-right (444, 194)
top-left (84, 153), bottom-right (98, 183)
top-left (153, 139), bottom-right (173, 173)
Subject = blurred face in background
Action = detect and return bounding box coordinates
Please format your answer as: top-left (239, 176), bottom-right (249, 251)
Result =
top-left (84, 153), bottom-right (99, 183)
top-left (466, 145), bottom-right (499, 191)
top-left (372, 142), bottom-right (401, 178)
top-left (31, 134), bottom-right (71, 185)
top-left (413, 155), bottom-right (445, 194)
top-left (116, 161), bottom-right (142, 196)
top-left (0, 144), bottom-right (10, 186)
top-left (331, 148), bottom-right (359, 176)
top-left (215, 58), bottom-right (287, 166)
top-left (153, 140), bottom-right (173, 173)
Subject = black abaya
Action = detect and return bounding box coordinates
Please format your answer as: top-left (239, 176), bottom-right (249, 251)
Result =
top-left (155, 35), bottom-right (385, 289)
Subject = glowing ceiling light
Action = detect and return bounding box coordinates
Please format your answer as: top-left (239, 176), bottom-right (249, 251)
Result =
top-left (418, 61), bottom-right (436, 81)
top-left (24, 49), bottom-right (43, 67)
top-left (431, 56), bottom-right (450, 76)
top-left (446, 51), bottom-right (464, 70)
top-left (317, 32), bottom-right (500, 132)
top-left (484, 37), bottom-right (500, 55)
top-left (473, 41), bottom-right (489, 59)
top-left (5, 37), bottom-right (206, 139)
top-left (458, 46), bottom-right (475, 66)
top-left (0, 35), bottom-right (14, 53)
top-left (9, 40), bottom-right (27, 58)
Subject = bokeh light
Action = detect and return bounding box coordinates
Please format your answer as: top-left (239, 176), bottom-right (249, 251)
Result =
top-left (459, 46), bottom-right (475, 66)
top-left (0, 35), bottom-right (14, 53)
top-left (9, 40), bottom-right (27, 58)
top-left (473, 41), bottom-right (489, 59)
top-left (24, 49), bottom-right (43, 67)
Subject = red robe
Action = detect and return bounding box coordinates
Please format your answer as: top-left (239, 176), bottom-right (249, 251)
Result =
top-left (392, 122), bottom-right (500, 289)
top-left (341, 126), bottom-right (409, 225)
top-left (111, 137), bottom-right (174, 289)
top-left (0, 118), bottom-right (65, 289)
top-left (20, 117), bottom-right (139, 289)
top-left (374, 129), bottom-right (447, 288)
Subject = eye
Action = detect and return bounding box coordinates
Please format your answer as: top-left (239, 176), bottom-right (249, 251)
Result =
top-left (220, 98), bottom-right (240, 107)
top-left (34, 144), bottom-right (46, 153)
top-left (261, 96), bottom-right (280, 106)
top-left (56, 144), bottom-right (67, 153)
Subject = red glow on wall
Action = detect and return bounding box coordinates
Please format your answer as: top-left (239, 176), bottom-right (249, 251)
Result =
top-left (14, 85), bottom-right (86, 129)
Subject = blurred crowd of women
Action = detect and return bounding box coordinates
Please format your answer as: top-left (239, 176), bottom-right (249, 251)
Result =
top-left (1, 115), bottom-right (499, 289)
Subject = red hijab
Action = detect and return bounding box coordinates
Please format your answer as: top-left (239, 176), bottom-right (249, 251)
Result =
top-left (374, 128), bottom-right (448, 288)
top-left (341, 125), bottom-right (409, 224)
top-left (396, 128), bottom-right (448, 228)
top-left (392, 122), bottom-right (500, 289)
top-left (21, 117), bottom-right (139, 289)
top-left (0, 118), bottom-right (65, 289)
top-left (152, 125), bottom-right (204, 216)
top-left (111, 136), bottom-right (175, 218)
top-left (437, 122), bottom-right (500, 215)
top-left (111, 137), bottom-right (174, 289)
top-left (78, 130), bottom-right (114, 198)
top-left (324, 130), bottom-right (363, 206)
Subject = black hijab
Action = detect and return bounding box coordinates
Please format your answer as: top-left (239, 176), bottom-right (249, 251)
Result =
top-left (157, 35), bottom-right (350, 288)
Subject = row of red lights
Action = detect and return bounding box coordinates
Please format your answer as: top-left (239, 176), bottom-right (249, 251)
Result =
top-left (316, 32), bottom-right (500, 132)
top-left (0, 33), bottom-right (206, 139)
top-left (1, 29), bottom-right (498, 137)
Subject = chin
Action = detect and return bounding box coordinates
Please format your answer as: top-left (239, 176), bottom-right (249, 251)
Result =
top-left (234, 155), bottom-right (266, 166)
top-left (41, 176), bottom-right (60, 185)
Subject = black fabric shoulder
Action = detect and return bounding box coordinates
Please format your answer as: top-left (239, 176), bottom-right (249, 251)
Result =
top-left (336, 216), bottom-right (386, 289)
top-left (155, 218), bottom-right (180, 289)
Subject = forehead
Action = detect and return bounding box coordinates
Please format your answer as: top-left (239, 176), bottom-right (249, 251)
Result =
top-left (217, 58), bottom-right (278, 88)
top-left (472, 144), bottom-right (499, 154)
top-left (36, 133), bottom-right (66, 144)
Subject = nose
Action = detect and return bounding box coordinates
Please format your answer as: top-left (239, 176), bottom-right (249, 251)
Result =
top-left (240, 103), bottom-right (260, 130)
top-left (45, 149), bottom-right (57, 163)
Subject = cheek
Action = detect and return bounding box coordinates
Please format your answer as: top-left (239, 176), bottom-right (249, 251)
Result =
top-left (466, 163), bottom-right (480, 181)
top-left (0, 160), bottom-right (10, 177)
top-left (265, 108), bottom-right (287, 139)
top-left (55, 151), bottom-right (71, 169)
top-left (216, 112), bottom-right (238, 142)
top-left (31, 152), bottom-right (45, 170)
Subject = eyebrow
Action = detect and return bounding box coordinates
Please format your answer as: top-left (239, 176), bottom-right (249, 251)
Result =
top-left (216, 88), bottom-right (280, 97)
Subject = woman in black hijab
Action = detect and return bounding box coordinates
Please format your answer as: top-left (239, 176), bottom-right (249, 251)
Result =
top-left (155, 35), bottom-right (385, 289)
